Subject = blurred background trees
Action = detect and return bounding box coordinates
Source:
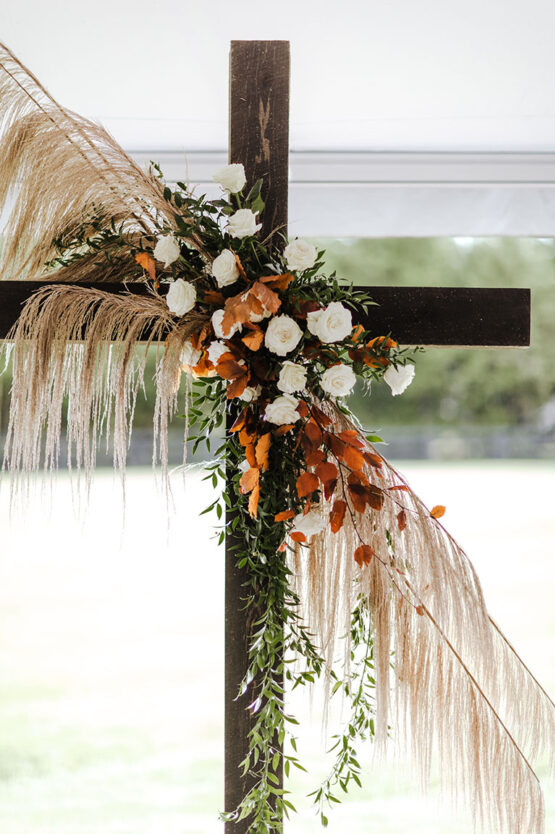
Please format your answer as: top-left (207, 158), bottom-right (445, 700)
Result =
top-left (2, 237), bottom-right (554, 459)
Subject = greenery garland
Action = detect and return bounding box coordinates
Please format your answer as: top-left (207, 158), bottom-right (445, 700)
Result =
top-left (49, 161), bottom-right (417, 831)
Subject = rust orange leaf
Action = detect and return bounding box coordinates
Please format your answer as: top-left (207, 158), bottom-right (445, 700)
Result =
top-left (227, 375), bottom-right (249, 400)
top-left (343, 445), bottom-right (365, 472)
top-left (397, 509), bottom-right (407, 531)
top-left (354, 545), bottom-right (374, 568)
top-left (430, 505), bottom-right (446, 519)
top-left (329, 499), bottom-right (347, 533)
top-left (248, 484), bottom-right (260, 519)
top-left (255, 433), bottom-right (271, 471)
top-left (274, 509), bottom-right (295, 522)
top-left (260, 272), bottom-right (295, 291)
top-left (241, 329), bottom-right (264, 351)
top-left (290, 531), bottom-right (306, 544)
top-left (135, 252), bottom-right (156, 282)
top-left (239, 467), bottom-right (259, 496)
top-left (305, 449), bottom-right (325, 467)
top-left (296, 472), bottom-right (319, 499)
top-left (251, 281), bottom-right (281, 314)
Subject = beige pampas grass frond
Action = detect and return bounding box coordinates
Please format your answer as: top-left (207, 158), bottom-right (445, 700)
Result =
top-left (0, 42), bottom-right (204, 282)
top-left (2, 284), bottom-right (205, 495)
top-left (289, 401), bottom-right (554, 834)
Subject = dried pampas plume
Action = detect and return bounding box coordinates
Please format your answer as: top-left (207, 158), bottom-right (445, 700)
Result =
top-left (2, 284), bottom-right (206, 497)
top-left (0, 42), bottom-right (206, 282)
top-left (289, 401), bottom-right (554, 834)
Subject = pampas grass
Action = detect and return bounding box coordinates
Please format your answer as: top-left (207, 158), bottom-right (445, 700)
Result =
top-left (289, 401), bottom-right (554, 834)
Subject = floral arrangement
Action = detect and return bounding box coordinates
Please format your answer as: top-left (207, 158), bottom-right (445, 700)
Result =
top-left (0, 41), bottom-right (553, 834)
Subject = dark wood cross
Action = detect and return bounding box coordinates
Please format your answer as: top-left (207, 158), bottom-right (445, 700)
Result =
top-left (0, 40), bottom-right (530, 833)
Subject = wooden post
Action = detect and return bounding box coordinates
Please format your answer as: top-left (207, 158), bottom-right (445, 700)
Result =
top-left (225, 41), bottom-right (290, 831)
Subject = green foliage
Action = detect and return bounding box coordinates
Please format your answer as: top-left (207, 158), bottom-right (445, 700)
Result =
top-left (319, 237), bottom-right (555, 427)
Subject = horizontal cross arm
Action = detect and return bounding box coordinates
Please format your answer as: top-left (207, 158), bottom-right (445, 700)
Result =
top-left (0, 282), bottom-right (530, 347)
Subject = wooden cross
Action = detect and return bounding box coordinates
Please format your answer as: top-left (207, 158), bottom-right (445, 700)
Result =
top-left (0, 40), bottom-right (530, 833)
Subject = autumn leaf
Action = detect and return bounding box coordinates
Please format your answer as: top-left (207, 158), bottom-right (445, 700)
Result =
top-left (338, 430), bottom-right (364, 448)
top-left (203, 290), bottom-right (225, 305)
top-left (248, 484), bottom-right (260, 519)
top-left (325, 432), bottom-right (346, 460)
top-left (366, 336), bottom-right (398, 350)
top-left (229, 410), bottom-right (247, 433)
top-left (430, 505), bottom-right (446, 519)
top-left (296, 400), bottom-right (309, 418)
top-left (310, 405), bottom-right (333, 427)
top-left (316, 461), bottom-right (338, 484)
top-left (191, 354), bottom-right (213, 377)
top-left (256, 433), bottom-right (271, 471)
top-left (217, 355), bottom-right (247, 380)
top-left (415, 605), bottom-right (425, 616)
top-left (234, 252), bottom-right (247, 279)
top-left (363, 451), bottom-right (383, 469)
top-left (329, 499), bottom-right (347, 533)
top-left (239, 467), bottom-right (259, 495)
top-left (306, 449), bottom-right (325, 467)
top-left (227, 375), bottom-right (249, 400)
top-left (397, 509), bottom-right (407, 531)
top-left (343, 445), bottom-right (365, 472)
top-left (290, 531), bottom-right (306, 544)
top-left (274, 509), bottom-right (295, 522)
top-left (348, 483), bottom-right (368, 513)
top-left (367, 484), bottom-right (385, 511)
top-left (351, 324), bottom-right (365, 342)
top-left (260, 272), bottom-right (295, 291)
top-left (242, 329), bottom-right (264, 352)
top-left (251, 281), bottom-right (281, 314)
top-left (245, 442), bottom-right (257, 467)
top-left (135, 252), bottom-right (156, 282)
top-left (296, 472), bottom-right (319, 499)
top-left (303, 420), bottom-right (322, 450)
top-left (273, 424), bottom-right (296, 437)
top-left (354, 545), bottom-right (374, 568)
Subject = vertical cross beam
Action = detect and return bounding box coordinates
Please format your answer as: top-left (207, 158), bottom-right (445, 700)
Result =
top-left (225, 41), bottom-right (290, 831)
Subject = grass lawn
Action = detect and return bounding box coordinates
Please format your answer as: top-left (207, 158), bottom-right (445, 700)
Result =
top-left (0, 462), bottom-right (553, 833)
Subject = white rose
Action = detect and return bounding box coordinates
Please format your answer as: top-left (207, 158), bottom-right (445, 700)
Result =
top-left (212, 249), bottom-right (240, 288)
top-left (291, 506), bottom-right (329, 539)
top-left (227, 208), bottom-right (261, 239)
top-left (264, 394), bottom-right (300, 426)
top-left (307, 301), bottom-right (352, 344)
top-left (166, 279), bottom-right (196, 316)
top-left (213, 163), bottom-right (246, 193)
top-left (238, 458), bottom-right (250, 474)
top-left (384, 364), bottom-right (415, 396)
top-left (239, 385), bottom-right (262, 403)
top-left (264, 315), bottom-right (303, 356)
top-left (211, 309), bottom-right (242, 339)
top-left (284, 239), bottom-right (318, 271)
top-left (180, 340), bottom-right (202, 368)
top-left (153, 235), bottom-right (181, 267)
top-left (320, 364), bottom-right (357, 398)
top-left (207, 340), bottom-right (228, 365)
top-left (277, 361), bottom-right (307, 394)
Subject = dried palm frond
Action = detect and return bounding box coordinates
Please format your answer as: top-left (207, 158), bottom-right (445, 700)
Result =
top-left (289, 400), bottom-right (553, 834)
top-left (0, 42), bottom-right (205, 281)
top-left (2, 284), bottom-right (206, 497)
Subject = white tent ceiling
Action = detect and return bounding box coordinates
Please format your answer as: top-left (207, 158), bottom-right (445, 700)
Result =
top-left (3, 0), bottom-right (555, 236)
top-left (3, 0), bottom-right (555, 153)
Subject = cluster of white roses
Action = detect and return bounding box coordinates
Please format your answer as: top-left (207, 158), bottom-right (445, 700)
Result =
top-left (152, 163), bottom-right (415, 419)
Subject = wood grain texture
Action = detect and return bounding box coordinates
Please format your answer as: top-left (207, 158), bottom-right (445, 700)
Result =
top-left (226, 41), bottom-right (290, 832)
top-left (229, 40), bottom-right (290, 246)
top-left (0, 282), bottom-right (530, 347)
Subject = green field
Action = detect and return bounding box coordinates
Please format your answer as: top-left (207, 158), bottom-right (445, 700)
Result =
top-left (0, 463), bottom-right (553, 833)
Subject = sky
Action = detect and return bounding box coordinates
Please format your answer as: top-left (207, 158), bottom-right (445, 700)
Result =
top-left (2, 0), bottom-right (555, 152)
